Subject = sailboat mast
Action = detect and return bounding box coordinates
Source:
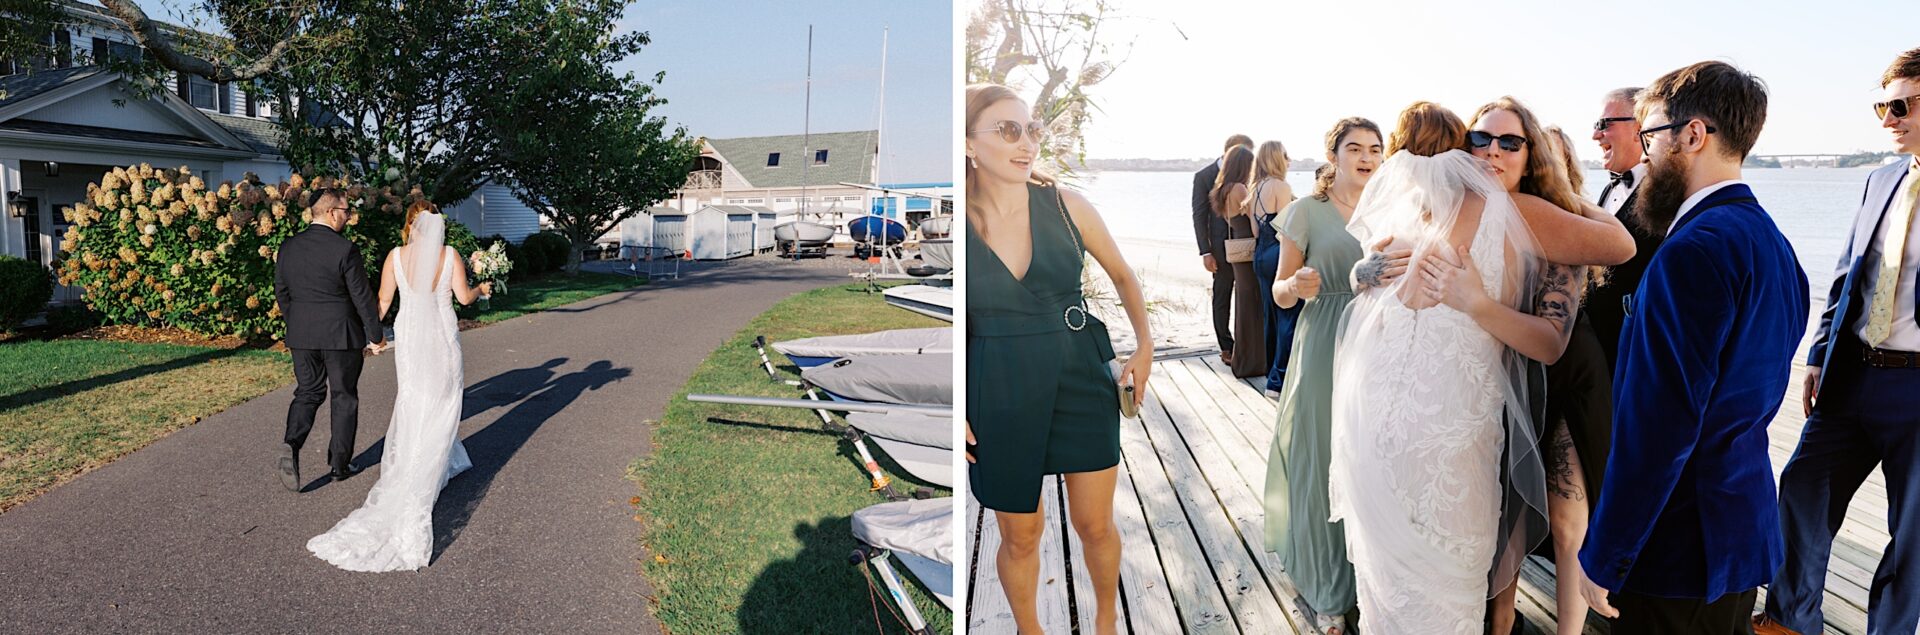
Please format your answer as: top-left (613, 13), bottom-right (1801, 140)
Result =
top-left (800, 25), bottom-right (812, 218)
top-left (875, 26), bottom-right (888, 200)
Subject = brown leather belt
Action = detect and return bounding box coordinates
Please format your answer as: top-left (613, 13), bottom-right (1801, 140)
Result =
top-left (1863, 345), bottom-right (1920, 368)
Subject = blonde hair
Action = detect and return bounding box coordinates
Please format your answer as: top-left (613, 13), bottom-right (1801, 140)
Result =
top-left (964, 83), bottom-right (1053, 216)
top-left (1254, 141), bottom-right (1290, 182)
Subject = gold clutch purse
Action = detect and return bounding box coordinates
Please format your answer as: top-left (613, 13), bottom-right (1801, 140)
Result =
top-left (1112, 358), bottom-right (1139, 419)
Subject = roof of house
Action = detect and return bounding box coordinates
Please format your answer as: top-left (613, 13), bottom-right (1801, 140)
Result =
top-left (705, 130), bottom-right (877, 189)
top-left (0, 66), bottom-right (107, 105)
top-left (205, 111), bottom-right (286, 155)
top-left (0, 117), bottom-right (226, 149)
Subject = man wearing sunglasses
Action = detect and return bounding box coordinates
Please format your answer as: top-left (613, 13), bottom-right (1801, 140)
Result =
top-left (1192, 134), bottom-right (1254, 361)
top-left (1759, 47), bottom-right (1920, 635)
top-left (1585, 87), bottom-right (1661, 372)
top-left (272, 189), bottom-right (388, 491)
top-left (1577, 61), bottom-right (1809, 635)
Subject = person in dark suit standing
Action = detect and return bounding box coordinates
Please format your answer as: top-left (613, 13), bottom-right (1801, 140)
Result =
top-left (1578, 61), bottom-right (1809, 634)
top-left (1586, 86), bottom-right (1658, 368)
top-left (273, 188), bottom-right (387, 490)
top-left (1757, 47), bottom-right (1920, 635)
top-left (1194, 134), bottom-right (1253, 362)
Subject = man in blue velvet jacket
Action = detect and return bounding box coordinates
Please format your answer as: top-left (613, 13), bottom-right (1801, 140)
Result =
top-left (1577, 61), bottom-right (1810, 634)
top-left (1757, 47), bottom-right (1920, 635)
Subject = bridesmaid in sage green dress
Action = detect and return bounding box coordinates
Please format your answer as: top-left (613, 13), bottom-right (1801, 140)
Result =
top-left (1262, 118), bottom-right (1385, 635)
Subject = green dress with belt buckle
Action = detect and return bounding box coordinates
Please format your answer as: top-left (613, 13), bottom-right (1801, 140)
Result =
top-left (967, 182), bottom-right (1121, 514)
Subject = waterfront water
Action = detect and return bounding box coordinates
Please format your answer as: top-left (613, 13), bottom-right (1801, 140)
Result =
top-left (1076, 166), bottom-right (1878, 350)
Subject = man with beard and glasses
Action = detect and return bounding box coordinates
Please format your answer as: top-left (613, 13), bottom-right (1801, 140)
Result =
top-left (1577, 61), bottom-right (1809, 634)
top-left (1757, 47), bottom-right (1920, 635)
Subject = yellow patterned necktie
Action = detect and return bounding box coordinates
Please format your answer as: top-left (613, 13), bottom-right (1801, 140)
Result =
top-left (1864, 164), bottom-right (1920, 348)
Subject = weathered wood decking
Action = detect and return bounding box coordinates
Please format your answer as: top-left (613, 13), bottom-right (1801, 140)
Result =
top-left (966, 338), bottom-right (1885, 634)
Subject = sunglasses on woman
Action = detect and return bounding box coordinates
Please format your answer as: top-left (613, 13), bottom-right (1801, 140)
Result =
top-left (1874, 95), bottom-right (1920, 120)
top-left (970, 120), bottom-right (1048, 145)
top-left (1467, 130), bottom-right (1527, 153)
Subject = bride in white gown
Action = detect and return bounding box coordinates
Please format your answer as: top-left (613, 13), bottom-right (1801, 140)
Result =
top-left (1327, 133), bottom-right (1550, 631)
top-left (308, 203), bottom-right (490, 572)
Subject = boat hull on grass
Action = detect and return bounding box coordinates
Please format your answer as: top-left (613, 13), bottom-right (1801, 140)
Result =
top-left (772, 327), bottom-right (952, 368)
top-left (800, 353), bottom-right (952, 407)
top-left (881, 285), bottom-right (952, 322)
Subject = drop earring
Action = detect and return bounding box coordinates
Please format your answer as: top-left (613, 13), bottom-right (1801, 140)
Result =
top-left (968, 156), bottom-right (977, 169)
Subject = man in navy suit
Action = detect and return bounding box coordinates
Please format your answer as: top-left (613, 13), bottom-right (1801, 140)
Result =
top-left (1578, 61), bottom-right (1810, 634)
top-left (1193, 134), bottom-right (1252, 361)
top-left (1757, 47), bottom-right (1920, 635)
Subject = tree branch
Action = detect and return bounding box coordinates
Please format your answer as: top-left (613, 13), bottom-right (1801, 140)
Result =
top-left (98, 0), bottom-right (301, 82)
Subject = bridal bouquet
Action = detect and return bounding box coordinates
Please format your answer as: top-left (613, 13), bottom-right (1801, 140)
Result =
top-left (469, 241), bottom-right (512, 308)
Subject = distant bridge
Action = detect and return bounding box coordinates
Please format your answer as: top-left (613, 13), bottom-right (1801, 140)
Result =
top-left (1749, 154), bottom-right (1870, 167)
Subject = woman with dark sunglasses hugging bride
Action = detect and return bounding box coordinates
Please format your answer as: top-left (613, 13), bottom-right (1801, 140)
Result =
top-left (964, 82), bottom-right (1151, 635)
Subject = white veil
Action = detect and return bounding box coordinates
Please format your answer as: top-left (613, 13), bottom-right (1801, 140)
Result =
top-left (1329, 149), bottom-right (1549, 597)
top-left (405, 211), bottom-right (446, 293)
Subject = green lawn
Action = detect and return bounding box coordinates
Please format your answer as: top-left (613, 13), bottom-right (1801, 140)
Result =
top-left (0, 271), bottom-right (645, 513)
top-left (630, 283), bottom-right (952, 634)
top-left (459, 271), bottom-right (644, 324)
top-left (0, 340), bottom-right (293, 511)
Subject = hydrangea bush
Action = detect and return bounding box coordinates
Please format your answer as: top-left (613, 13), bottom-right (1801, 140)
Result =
top-left (56, 164), bottom-right (480, 340)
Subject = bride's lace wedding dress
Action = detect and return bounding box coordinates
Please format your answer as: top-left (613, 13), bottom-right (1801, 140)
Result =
top-left (1327, 150), bottom-right (1549, 634)
top-left (308, 214), bottom-right (471, 572)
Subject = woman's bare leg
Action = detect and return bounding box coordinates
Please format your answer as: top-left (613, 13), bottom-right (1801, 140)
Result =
top-left (1548, 423), bottom-right (1592, 635)
top-left (995, 508), bottom-right (1049, 634)
top-left (1065, 467), bottom-right (1123, 635)
top-left (1493, 580), bottom-right (1519, 634)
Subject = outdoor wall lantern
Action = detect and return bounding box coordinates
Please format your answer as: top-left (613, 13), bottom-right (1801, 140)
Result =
top-left (6, 191), bottom-right (26, 218)
top-left (44, 161), bottom-right (58, 178)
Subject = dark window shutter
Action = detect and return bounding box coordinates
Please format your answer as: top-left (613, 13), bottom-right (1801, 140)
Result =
top-left (92, 38), bottom-right (106, 66)
top-left (54, 30), bottom-right (70, 68)
top-left (1, 59), bottom-right (13, 76)
top-left (176, 73), bottom-right (189, 100)
top-left (244, 86), bottom-right (256, 117)
top-left (218, 82), bottom-right (231, 113)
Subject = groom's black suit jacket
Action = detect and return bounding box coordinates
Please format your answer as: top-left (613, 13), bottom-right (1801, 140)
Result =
top-left (274, 224), bottom-right (385, 350)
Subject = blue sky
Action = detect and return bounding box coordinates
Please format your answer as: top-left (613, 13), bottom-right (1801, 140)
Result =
top-left (129, 0), bottom-right (954, 183)
top-left (978, 0), bottom-right (1920, 161)
top-left (614, 1), bottom-right (952, 183)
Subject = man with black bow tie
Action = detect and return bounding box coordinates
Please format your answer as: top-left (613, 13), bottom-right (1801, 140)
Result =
top-left (1586, 86), bottom-right (1659, 368)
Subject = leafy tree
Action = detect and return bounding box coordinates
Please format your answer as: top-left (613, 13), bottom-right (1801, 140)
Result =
top-left (492, 0), bottom-right (699, 274)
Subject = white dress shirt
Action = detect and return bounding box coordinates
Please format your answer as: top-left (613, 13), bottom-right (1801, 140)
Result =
top-left (1851, 160), bottom-right (1920, 351)
top-left (1601, 163), bottom-right (1649, 216)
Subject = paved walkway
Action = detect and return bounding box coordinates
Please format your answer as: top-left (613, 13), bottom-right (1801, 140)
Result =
top-left (0, 258), bottom-right (846, 633)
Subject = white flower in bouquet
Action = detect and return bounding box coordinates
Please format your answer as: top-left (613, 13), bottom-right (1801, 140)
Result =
top-left (469, 241), bottom-right (512, 296)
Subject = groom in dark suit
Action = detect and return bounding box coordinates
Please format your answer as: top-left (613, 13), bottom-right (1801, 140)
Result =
top-left (1192, 134), bottom-right (1252, 360)
top-left (273, 189), bottom-right (386, 490)
top-left (1579, 61), bottom-right (1809, 634)
top-left (1758, 47), bottom-right (1920, 635)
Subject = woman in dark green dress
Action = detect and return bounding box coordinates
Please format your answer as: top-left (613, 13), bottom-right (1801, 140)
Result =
top-left (965, 84), bottom-right (1153, 635)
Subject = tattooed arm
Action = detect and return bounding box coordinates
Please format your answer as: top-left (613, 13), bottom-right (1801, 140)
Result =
top-left (1420, 245), bottom-right (1585, 364)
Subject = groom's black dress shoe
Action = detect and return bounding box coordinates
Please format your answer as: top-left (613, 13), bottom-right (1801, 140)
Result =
top-left (278, 446), bottom-right (300, 491)
top-left (328, 464), bottom-right (364, 482)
